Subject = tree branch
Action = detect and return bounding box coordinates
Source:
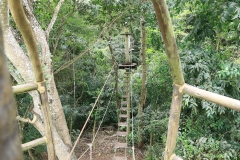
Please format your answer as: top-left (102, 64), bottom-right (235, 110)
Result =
top-left (45, 0), bottom-right (65, 40)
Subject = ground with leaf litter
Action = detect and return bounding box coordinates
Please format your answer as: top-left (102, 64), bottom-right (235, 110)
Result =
top-left (75, 127), bottom-right (145, 160)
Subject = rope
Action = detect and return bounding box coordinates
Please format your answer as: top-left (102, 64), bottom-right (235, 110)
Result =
top-left (77, 89), bottom-right (114, 160)
top-left (67, 65), bottom-right (114, 160)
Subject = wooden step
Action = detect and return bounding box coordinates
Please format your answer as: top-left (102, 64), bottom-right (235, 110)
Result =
top-left (124, 72), bottom-right (131, 74)
top-left (113, 156), bottom-right (128, 160)
top-left (122, 95), bottom-right (128, 98)
top-left (116, 131), bottom-right (128, 136)
top-left (122, 90), bottom-right (129, 92)
top-left (120, 107), bottom-right (128, 111)
top-left (119, 114), bottom-right (127, 118)
top-left (114, 142), bottom-right (128, 149)
top-left (121, 101), bottom-right (127, 105)
top-left (124, 76), bottom-right (129, 78)
top-left (118, 122), bottom-right (128, 127)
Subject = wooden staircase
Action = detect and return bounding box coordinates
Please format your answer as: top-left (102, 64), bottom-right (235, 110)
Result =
top-left (113, 68), bottom-right (132, 160)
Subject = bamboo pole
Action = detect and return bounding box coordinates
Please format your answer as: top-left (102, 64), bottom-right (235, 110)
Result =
top-left (151, 0), bottom-right (185, 85)
top-left (8, 1), bottom-right (56, 159)
top-left (22, 137), bottom-right (47, 151)
top-left (164, 85), bottom-right (183, 160)
top-left (182, 84), bottom-right (240, 111)
top-left (0, 22), bottom-right (23, 160)
top-left (13, 83), bottom-right (38, 94)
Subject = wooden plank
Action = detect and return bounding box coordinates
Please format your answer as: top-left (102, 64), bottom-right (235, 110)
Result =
top-left (122, 95), bottom-right (128, 98)
top-left (118, 122), bottom-right (128, 127)
top-left (119, 114), bottom-right (127, 118)
top-left (121, 101), bottom-right (127, 105)
top-left (114, 142), bottom-right (128, 149)
top-left (12, 83), bottom-right (38, 94)
top-left (22, 137), bottom-right (46, 151)
top-left (116, 131), bottom-right (128, 136)
top-left (170, 154), bottom-right (183, 160)
top-left (120, 107), bottom-right (128, 111)
top-left (113, 156), bottom-right (128, 160)
top-left (164, 85), bottom-right (183, 160)
top-left (182, 84), bottom-right (240, 111)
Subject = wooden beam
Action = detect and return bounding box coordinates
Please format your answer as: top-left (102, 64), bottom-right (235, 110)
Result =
top-left (151, 0), bottom-right (185, 85)
top-left (164, 85), bottom-right (183, 160)
top-left (22, 137), bottom-right (47, 151)
top-left (124, 28), bottom-right (130, 63)
top-left (170, 154), bottom-right (183, 160)
top-left (182, 84), bottom-right (240, 111)
top-left (12, 83), bottom-right (38, 94)
top-left (37, 81), bottom-right (56, 159)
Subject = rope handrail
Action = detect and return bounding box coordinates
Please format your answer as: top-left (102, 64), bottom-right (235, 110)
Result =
top-left (67, 65), bottom-right (114, 160)
top-left (77, 89), bottom-right (114, 160)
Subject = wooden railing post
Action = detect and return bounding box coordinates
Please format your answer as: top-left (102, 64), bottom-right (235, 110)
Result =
top-left (164, 85), bottom-right (183, 160)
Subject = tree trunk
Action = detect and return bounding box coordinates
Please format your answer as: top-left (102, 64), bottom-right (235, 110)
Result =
top-left (138, 18), bottom-right (147, 149)
top-left (108, 39), bottom-right (121, 109)
top-left (0, 0), bottom-right (75, 159)
top-left (0, 21), bottom-right (23, 160)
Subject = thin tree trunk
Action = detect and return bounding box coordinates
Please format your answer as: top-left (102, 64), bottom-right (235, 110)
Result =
top-left (138, 18), bottom-right (147, 149)
top-left (108, 39), bottom-right (121, 109)
top-left (0, 21), bottom-right (23, 160)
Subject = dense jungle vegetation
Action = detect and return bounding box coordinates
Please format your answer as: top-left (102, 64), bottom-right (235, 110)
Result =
top-left (14, 0), bottom-right (240, 159)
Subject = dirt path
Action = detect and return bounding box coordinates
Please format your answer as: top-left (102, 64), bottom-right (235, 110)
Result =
top-left (75, 129), bottom-right (145, 160)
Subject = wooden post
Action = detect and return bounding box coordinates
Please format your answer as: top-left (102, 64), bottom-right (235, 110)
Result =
top-left (151, 0), bottom-right (185, 85)
top-left (164, 85), bottom-right (183, 160)
top-left (8, 1), bottom-right (56, 159)
top-left (37, 81), bottom-right (56, 159)
top-left (124, 28), bottom-right (130, 63)
top-left (0, 22), bottom-right (23, 160)
top-left (127, 78), bottom-right (131, 135)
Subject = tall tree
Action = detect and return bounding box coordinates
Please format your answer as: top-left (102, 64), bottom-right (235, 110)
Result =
top-left (138, 17), bottom-right (147, 149)
top-left (0, 0), bottom-right (76, 159)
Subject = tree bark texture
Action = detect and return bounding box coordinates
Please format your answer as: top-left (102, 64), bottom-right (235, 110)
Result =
top-left (0, 22), bottom-right (23, 160)
top-left (138, 18), bottom-right (147, 149)
top-left (151, 0), bottom-right (185, 85)
top-left (164, 85), bottom-right (183, 160)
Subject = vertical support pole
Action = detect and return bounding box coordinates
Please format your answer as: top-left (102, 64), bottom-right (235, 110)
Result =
top-left (164, 85), bottom-right (183, 160)
top-left (127, 75), bottom-right (130, 135)
top-left (124, 28), bottom-right (130, 63)
top-left (37, 81), bottom-right (56, 160)
top-left (0, 21), bottom-right (23, 160)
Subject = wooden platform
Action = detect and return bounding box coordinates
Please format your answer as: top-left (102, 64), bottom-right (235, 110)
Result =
top-left (118, 63), bottom-right (137, 69)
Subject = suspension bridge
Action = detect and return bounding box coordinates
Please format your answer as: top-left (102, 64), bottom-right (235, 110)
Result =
top-left (1, 0), bottom-right (240, 160)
